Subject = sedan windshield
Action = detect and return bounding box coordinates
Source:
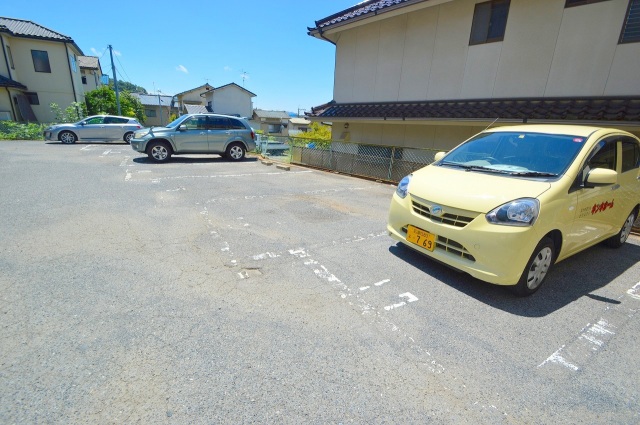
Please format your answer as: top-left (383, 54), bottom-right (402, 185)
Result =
top-left (439, 131), bottom-right (587, 177)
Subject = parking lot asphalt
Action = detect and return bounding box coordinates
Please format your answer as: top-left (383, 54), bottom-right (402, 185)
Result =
top-left (1, 141), bottom-right (639, 424)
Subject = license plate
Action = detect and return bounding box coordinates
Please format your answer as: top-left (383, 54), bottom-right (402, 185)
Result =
top-left (406, 225), bottom-right (436, 251)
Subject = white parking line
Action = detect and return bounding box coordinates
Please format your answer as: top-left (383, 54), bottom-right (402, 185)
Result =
top-left (384, 292), bottom-right (419, 311)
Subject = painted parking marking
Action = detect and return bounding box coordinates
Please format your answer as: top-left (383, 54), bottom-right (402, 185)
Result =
top-left (360, 279), bottom-right (391, 291)
top-left (151, 170), bottom-right (313, 184)
top-left (627, 281), bottom-right (640, 300)
top-left (384, 292), bottom-right (419, 311)
top-left (288, 247), bottom-right (444, 374)
top-left (540, 281), bottom-right (640, 372)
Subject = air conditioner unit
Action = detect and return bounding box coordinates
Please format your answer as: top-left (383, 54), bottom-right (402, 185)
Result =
top-left (0, 111), bottom-right (12, 121)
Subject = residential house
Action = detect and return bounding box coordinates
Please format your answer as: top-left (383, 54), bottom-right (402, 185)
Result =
top-left (131, 93), bottom-right (178, 127)
top-left (251, 109), bottom-right (292, 135)
top-left (174, 83), bottom-right (213, 115)
top-left (78, 55), bottom-right (104, 93)
top-left (289, 117), bottom-right (311, 136)
top-left (202, 83), bottom-right (256, 118)
top-left (0, 17), bottom-right (84, 122)
top-left (307, 0), bottom-right (640, 152)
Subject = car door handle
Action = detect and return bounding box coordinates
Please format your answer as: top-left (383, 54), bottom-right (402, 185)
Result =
top-left (611, 184), bottom-right (620, 191)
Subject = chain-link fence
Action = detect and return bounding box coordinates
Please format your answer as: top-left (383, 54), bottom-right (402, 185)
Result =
top-left (255, 134), bottom-right (440, 184)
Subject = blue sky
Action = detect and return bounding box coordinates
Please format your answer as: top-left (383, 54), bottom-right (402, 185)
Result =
top-left (3, 0), bottom-right (359, 113)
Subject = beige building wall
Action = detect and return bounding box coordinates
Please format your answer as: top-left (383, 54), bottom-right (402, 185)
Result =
top-left (4, 37), bottom-right (83, 122)
top-left (329, 0), bottom-right (640, 104)
top-left (322, 0), bottom-right (640, 149)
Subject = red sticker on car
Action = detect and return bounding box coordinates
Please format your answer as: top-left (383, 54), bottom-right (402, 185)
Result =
top-left (592, 199), bottom-right (614, 215)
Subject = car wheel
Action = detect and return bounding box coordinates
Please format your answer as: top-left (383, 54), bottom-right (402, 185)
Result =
top-left (124, 132), bottom-right (133, 144)
top-left (513, 237), bottom-right (555, 296)
top-left (226, 142), bottom-right (246, 161)
top-left (147, 141), bottom-right (172, 162)
top-left (605, 210), bottom-right (636, 248)
top-left (59, 131), bottom-right (77, 144)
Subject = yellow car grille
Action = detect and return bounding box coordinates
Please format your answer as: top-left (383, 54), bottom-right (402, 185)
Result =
top-left (411, 200), bottom-right (475, 228)
top-left (401, 226), bottom-right (476, 262)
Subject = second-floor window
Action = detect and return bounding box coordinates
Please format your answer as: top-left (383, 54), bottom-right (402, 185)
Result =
top-left (31, 50), bottom-right (51, 73)
top-left (620, 0), bottom-right (640, 43)
top-left (7, 45), bottom-right (15, 69)
top-left (469, 0), bottom-right (511, 45)
top-left (565, 0), bottom-right (610, 7)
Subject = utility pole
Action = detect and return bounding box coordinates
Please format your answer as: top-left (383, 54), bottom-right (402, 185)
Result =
top-left (109, 45), bottom-right (121, 115)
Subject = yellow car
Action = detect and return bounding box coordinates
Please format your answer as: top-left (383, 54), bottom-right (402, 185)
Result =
top-left (387, 125), bottom-right (640, 296)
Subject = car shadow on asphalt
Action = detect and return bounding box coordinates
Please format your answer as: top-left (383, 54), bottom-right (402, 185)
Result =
top-left (132, 156), bottom-right (259, 164)
top-left (388, 240), bottom-right (640, 317)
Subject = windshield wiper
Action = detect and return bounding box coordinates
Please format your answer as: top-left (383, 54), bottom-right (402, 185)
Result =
top-left (511, 171), bottom-right (558, 177)
top-left (439, 162), bottom-right (511, 174)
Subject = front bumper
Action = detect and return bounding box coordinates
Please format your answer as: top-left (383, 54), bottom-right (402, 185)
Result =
top-left (43, 131), bottom-right (56, 141)
top-left (387, 193), bottom-right (542, 285)
top-left (130, 138), bottom-right (147, 153)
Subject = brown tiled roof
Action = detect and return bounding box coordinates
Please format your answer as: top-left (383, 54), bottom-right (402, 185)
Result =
top-left (309, 97), bottom-right (640, 123)
top-left (310, 0), bottom-right (426, 33)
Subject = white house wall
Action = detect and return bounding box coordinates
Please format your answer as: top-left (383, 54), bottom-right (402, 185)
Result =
top-left (208, 86), bottom-right (252, 117)
top-left (332, 0), bottom-right (640, 104)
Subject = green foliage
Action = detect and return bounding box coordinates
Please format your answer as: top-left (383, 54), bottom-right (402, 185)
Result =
top-left (50, 101), bottom-right (86, 123)
top-left (292, 122), bottom-right (331, 141)
top-left (289, 122), bottom-right (332, 149)
top-left (84, 86), bottom-right (146, 123)
top-left (109, 79), bottom-right (147, 94)
top-left (0, 121), bottom-right (46, 140)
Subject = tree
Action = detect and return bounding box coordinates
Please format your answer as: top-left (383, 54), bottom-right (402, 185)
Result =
top-left (84, 86), bottom-right (146, 123)
top-left (109, 79), bottom-right (147, 94)
top-left (292, 122), bottom-right (331, 140)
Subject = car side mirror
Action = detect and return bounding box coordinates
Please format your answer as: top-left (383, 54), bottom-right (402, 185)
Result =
top-left (585, 168), bottom-right (617, 187)
top-left (434, 152), bottom-right (446, 162)
top-left (178, 124), bottom-right (187, 131)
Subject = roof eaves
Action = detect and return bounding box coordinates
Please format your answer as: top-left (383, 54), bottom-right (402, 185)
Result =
top-left (309, 0), bottom-right (428, 35)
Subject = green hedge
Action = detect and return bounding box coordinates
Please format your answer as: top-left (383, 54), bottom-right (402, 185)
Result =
top-left (0, 122), bottom-right (47, 140)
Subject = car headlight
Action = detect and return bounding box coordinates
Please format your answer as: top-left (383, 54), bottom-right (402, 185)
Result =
top-left (396, 175), bottom-right (412, 199)
top-left (486, 198), bottom-right (539, 226)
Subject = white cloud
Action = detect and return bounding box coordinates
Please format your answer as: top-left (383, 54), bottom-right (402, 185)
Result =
top-left (224, 66), bottom-right (232, 72)
top-left (176, 65), bottom-right (189, 74)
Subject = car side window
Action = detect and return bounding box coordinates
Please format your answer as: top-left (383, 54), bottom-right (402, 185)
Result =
top-left (105, 117), bottom-right (128, 124)
top-left (621, 138), bottom-right (640, 173)
top-left (182, 116), bottom-right (206, 130)
top-left (586, 140), bottom-right (616, 171)
top-left (85, 117), bottom-right (103, 125)
top-left (229, 118), bottom-right (246, 130)
top-left (208, 117), bottom-right (230, 130)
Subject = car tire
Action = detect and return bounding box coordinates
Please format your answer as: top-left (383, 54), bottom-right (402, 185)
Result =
top-left (124, 132), bottom-right (133, 144)
top-left (147, 141), bottom-right (172, 162)
top-left (604, 210), bottom-right (636, 248)
top-left (226, 142), bottom-right (246, 161)
top-left (59, 131), bottom-right (77, 144)
top-left (513, 236), bottom-right (555, 297)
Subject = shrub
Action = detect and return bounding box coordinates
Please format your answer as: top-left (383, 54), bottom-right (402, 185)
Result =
top-left (0, 121), bottom-right (47, 140)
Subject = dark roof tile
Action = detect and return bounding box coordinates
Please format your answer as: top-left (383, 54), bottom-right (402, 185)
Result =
top-left (309, 97), bottom-right (640, 123)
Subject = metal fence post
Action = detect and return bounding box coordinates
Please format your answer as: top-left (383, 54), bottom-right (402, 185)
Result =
top-left (388, 147), bottom-right (396, 181)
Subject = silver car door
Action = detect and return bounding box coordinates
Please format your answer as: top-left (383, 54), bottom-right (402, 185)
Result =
top-left (77, 116), bottom-right (106, 140)
top-left (172, 116), bottom-right (209, 152)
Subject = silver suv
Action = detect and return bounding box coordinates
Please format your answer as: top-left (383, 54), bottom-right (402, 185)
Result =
top-left (130, 114), bottom-right (256, 162)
